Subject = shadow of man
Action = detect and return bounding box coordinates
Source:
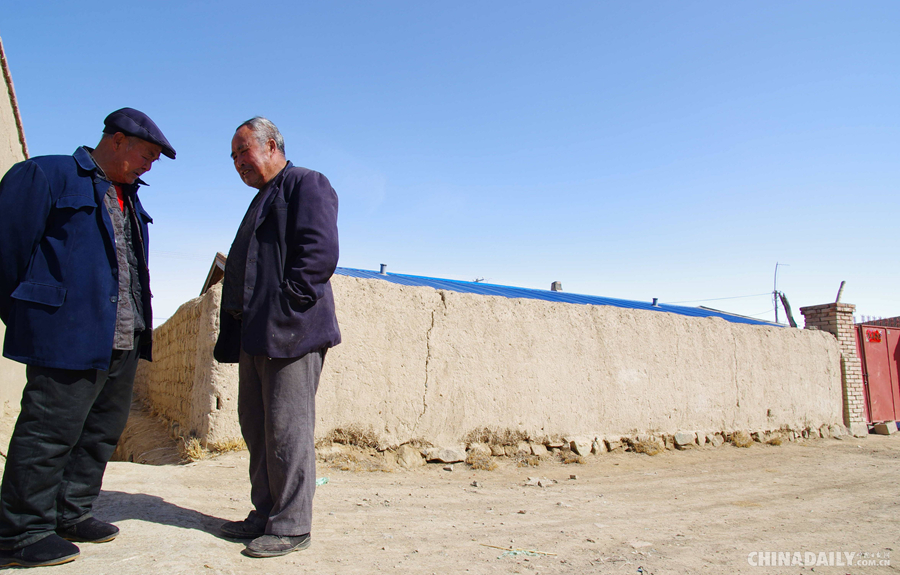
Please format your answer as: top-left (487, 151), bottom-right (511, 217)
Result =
top-left (94, 490), bottom-right (233, 541)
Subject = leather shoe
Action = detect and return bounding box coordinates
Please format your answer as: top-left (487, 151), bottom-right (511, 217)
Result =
top-left (57, 518), bottom-right (119, 543)
top-left (0, 533), bottom-right (80, 567)
top-left (220, 519), bottom-right (265, 539)
top-left (243, 534), bottom-right (311, 558)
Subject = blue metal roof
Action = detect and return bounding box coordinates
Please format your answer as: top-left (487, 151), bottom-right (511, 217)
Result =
top-left (334, 267), bottom-right (781, 327)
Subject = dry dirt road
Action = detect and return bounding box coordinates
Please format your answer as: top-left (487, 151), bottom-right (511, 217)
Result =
top-left (1, 433), bottom-right (897, 575)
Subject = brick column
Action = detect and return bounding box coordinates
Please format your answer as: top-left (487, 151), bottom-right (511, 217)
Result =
top-left (799, 303), bottom-right (868, 436)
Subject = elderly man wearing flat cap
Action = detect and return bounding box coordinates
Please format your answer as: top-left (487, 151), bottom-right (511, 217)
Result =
top-left (0, 108), bottom-right (175, 568)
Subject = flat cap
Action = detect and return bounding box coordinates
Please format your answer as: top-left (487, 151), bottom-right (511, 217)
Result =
top-left (103, 107), bottom-right (176, 159)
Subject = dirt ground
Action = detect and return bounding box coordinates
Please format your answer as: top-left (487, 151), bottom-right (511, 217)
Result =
top-left (0, 431), bottom-right (896, 575)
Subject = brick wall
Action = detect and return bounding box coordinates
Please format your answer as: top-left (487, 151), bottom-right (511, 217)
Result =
top-left (133, 292), bottom-right (203, 431)
top-left (799, 302), bottom-right (867, 435)
top-left (862, 316), bottom-right (900, 328)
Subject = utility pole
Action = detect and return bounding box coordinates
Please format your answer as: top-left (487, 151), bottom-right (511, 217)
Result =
top-left (773, 262), bottom-right (789, 324)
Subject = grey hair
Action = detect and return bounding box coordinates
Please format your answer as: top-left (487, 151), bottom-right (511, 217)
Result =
top-left (237, 116), bottom-right (285, 155)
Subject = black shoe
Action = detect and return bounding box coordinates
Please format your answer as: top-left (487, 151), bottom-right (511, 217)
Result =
top-left (57, 518), bottom-right (119, 543)
top-left (243, 534), bottom-right (311, 558)
top-left (220, 519), bottom-right (265, 539)
top-left (0, 534), bottom-right (80, 568)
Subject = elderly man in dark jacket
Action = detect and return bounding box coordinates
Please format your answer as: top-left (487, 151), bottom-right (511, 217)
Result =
top-left (215, 117), bottom-right (340, 558)
top-left (0, 108), bottom-right (175, 568)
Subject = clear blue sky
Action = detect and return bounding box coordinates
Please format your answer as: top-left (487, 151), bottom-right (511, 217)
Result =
top-left (3, 2), bottom-right (898, 324)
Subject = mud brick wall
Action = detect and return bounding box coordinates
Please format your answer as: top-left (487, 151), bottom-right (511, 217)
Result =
top-left (133, 294), bottom-right (203, 432)
top-left (132, 284), bottom-right (238, 444)
top-left (134, 276), bottom-right (846, 448)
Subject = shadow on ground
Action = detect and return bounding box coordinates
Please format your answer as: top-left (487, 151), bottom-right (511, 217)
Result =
top-left (94, 491), bottom-right (230, 540)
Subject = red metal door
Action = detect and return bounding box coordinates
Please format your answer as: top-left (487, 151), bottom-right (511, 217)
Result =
top-left (857, 328), bottom-right (872, 422)
top-left (860, 326), bottom-right (896, 422)
top-left (888, 328), bottom-right (900, 420)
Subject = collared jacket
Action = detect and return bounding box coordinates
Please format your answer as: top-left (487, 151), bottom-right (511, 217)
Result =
top-left (214, 162), bottom-right (341, 363)
top-left (0, 147), bottom-right (153, 370)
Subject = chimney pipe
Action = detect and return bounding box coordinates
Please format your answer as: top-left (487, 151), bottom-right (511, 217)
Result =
top-left (379, 264), bottom-right (387, 275)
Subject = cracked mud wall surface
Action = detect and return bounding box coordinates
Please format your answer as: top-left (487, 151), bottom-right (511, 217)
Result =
top-left (319, 277), bottom-right (441, 444)
top-left (409, 289), bottom-right (842, 444)
top-left (134, 275), bottom-right (843, 447)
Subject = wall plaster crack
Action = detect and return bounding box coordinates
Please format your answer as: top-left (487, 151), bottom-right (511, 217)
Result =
top-left (413, 291), bottom-right (444, 432)
top-left (730, 328), bottom-right (741, 427)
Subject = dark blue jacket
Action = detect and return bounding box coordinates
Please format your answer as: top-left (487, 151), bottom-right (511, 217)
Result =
top-left (0, 147), bottom-right (153, 370)
top-left (214, 163), bottom-right (341, 362)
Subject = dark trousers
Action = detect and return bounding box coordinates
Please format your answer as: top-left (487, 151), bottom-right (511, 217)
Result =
top-left (0, 345), bottom-right (139, 549)
top-left (238, 349), bottom-right (323, 536)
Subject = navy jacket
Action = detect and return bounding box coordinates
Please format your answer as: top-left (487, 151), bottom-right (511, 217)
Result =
top-left (0, 148), bottom-right (153, 370)
top-left (214, 163), bottom-right (341, 362)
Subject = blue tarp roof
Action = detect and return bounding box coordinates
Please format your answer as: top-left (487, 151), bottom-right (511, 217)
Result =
top-left (334, 267), bottom-right (781, 327)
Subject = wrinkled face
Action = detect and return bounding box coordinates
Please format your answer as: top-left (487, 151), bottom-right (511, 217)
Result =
top-left (231, 126), bottom-right (278, 189)
top-left (107, 135), bottom-right (162, 184)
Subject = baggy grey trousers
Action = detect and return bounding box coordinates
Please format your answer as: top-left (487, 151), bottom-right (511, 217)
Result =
top-left (238, 349), bottom-right (324, 536)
